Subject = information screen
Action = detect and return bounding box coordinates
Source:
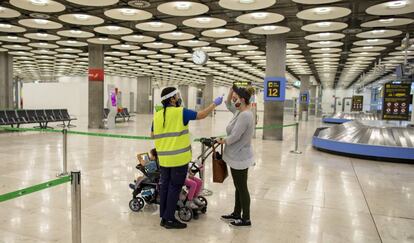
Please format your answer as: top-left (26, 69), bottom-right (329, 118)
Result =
top-left (300, 91), bottom-right (309, 104)
top-left (351, 95), bottom-right (364, 112)
top-left (382, 82), bottom-right (411, 120)
top-left (264, 77), bottom-right (286, 101)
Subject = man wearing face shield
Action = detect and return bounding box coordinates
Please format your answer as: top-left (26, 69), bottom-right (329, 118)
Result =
top-left (152, 86), bottom-right (224, 229)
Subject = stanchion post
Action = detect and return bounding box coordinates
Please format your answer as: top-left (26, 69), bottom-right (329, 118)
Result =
top-left (290, 122), bottom-right (302, 154)
top-left (57, 129), bottom-right (69, 177)
top-left (71, 171), bottom-right (81, 243)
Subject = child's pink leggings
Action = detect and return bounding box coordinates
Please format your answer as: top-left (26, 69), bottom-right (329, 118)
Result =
top-left (185, 177), bottom-right (202, 201)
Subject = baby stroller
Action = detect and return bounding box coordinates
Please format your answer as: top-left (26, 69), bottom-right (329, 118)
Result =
top-left (128, 153), bottom-right (208, 222)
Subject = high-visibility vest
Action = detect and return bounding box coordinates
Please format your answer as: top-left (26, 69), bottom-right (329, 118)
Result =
top-left (153, 107), bottom-right (192, 167)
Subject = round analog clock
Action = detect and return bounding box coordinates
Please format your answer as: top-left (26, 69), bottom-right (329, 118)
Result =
top-left (192, 50), bottom-right (208, 65)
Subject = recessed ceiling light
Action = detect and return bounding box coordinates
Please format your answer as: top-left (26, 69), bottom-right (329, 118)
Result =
top-left (149, 22), bottom-right (163, 27)
top-left (317, 22), bottom-right (331, 27)
top-left (320, 41), bottom-right (331, 45)
top-left (387, 1), bottom-right (407, 9)
top-left (36, 33), bottom-right (48, 37)
top-left (69, 30), bottom-right (82, 35)
top-left (120, 8), bottom-right (138, 16)
top-left (262, 26), bottom-right (277, 31)
top-left (379, 18), bottom-right (395, 23)
top-left (366, 39), bottom-right (379, 42)
top-left (239, 0), bottom-right (255, 3)
top-left (99, 37), bottom-right (108, 41)
top-left (34, 19), bottom-right (48, 24)
top-left (372, 30), bottom-right (385, 34)
top-left (319, 33), bottom-right (331, 37)
top-left (30, 0), bottom-right (48, 6)
top-left (175, 2), bottom-right (192, 10)
top-left (121, 44), bottom-right (131, 48)
top-left (67, 40), bottom-right (77, 44)
top-left (0, 23), bottom-right (12, 29)
top-left (196, 17), bottom-right (211, 24)
top-left (214, 29), bottom-right (227, 33)
top-left (251, 12), bottom-right (268, 20)
top-left (363, 46), bottom-right (373, 49)
top-left (315, 7), bottom-right (331, 15)
top-left (171, 32), bottom-right (183, 36)
top-left (153, 42), bottom-right (163, 45)
top-left (107, 26), bottom-right (121, 31)
top-left (228, 38), bottom-right (239, 42)
top-left (74, 14), bottom-right (89, 20)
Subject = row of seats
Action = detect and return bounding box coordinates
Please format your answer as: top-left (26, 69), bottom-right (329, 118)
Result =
top-left (0, 109), bottom-right (76, 129)
top-left (104, 108), bottom-right (134, 122)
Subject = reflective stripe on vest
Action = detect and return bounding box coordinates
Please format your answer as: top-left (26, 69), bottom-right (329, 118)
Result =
top-left (152, 129), bottom-right (189, 139)
top-left (153, 107), bottom-right (192, 167)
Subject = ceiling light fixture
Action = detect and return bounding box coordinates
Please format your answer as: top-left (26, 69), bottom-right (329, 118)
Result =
top-left (107, 26), bottom-right (121, 31)
top-left (34, 19), bottom-right (48, 24)
top-left (37, 33), bottom-right (48, 37)
top-left (69, 30), bottom-right (82, 35)
top-left (99, 37), bottom-right (108, 41)
top-left (319, 33), bottom-right (331, 37)
top-left (171, 32), bottom-right (183, 36)
top-left (317, 22), bottom-right (331, 27)
top-left (372, 30), bottom-right (385, 34)
top-left (120, 8), bottom-right (138, 16)
top-left (74, 14), bottom-right (89, 20)
top-left (262, 26), bottom-right (277, 31)
top-left (175, 2), bottom-right (192, 10)
top-left (387, 1), bottom-right (407, 9)
top-left (251, 12), bottom-right (268, 20)
top-left (228, 38), bottom-right (239, 42)
top-left (196, 17), bottom-right (211, 24)
top-left (379, 18), bottom-right (395, 23)
top-left (320, 41), bottom-right (331, 45)
top-left (30, 0), bottom-right (48, 6)
top-left (315, 7), bottom-right (331, 15)
top-left (363, 46), bottom-right (373, 49)
top-left (366, 39), bottom-right (379, 42)
top-left (239, 0), bottom-right (255, 3)
top-left (0, 23), bottom-right (12, 29)
top-left (149, 22), bottom-right (163, 27)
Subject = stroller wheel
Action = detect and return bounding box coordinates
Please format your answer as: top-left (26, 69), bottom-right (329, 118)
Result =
top-left (129, 198), bottom-right (144, 212)
top-left (197, 196), bottom-right (208, 207)
top-left (178, 206), bottom-right (193, 222)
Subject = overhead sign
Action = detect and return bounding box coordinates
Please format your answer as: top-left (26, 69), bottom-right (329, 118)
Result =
top-left (264, 77), bottom-right (286, 101)
top-left (382, 81), bottom-right (411, 120)
top-left (351, 95), bottom-right (364, 112)
top-left (300, 91), bottom-right (309, 104)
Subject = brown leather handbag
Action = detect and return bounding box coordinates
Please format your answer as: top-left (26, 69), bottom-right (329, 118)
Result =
top-left (212, 144), bottom-right (228, 183)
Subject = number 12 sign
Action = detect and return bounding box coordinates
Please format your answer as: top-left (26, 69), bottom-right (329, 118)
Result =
top-left (264, 77), bottom-right (286, 101)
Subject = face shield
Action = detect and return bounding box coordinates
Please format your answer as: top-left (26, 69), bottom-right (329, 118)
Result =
top-left (161, 89), bottom-right (184, 107)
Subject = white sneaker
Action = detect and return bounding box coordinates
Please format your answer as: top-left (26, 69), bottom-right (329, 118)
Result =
top-left (187, 201), bottom-right (199, 209)
top-left (194, 198), bottom-right (204, 206)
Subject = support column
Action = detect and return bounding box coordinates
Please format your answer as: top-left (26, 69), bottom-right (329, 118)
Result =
top-left (0, 53), bottom-right (13, 109)
top-left (88, 44), bottom-right (104, 129)
top-left (309, 85), bottom-right (317, 116)
top-left (178, 85), bottom-right (189, 108)
top-left (316, 85), bottom-right (323, 117)
top-left (299, 75), bottom-right (310, 121)
top-left (263, 34), bottom-right (286, 141)
top-left (136, 76), bottom-right (152, 114)
top-left (203, 76), bottom-right (214, 112)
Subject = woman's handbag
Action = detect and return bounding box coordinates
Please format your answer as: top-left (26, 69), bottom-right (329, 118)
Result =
top-left (212, 143), bottom-right (228, 183)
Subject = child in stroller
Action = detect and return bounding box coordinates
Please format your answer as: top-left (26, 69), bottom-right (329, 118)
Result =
top-left (128, 149), bottom-right (208, 222)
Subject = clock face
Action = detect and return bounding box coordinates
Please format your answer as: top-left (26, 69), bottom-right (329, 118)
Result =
top-left (192, 50), bottom-right (208, 65)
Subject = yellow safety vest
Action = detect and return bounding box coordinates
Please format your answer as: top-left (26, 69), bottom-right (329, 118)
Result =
top-left (153, 107), bottom-right (192, 167)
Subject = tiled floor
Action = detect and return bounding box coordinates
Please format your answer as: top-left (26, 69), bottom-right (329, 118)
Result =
top-left (1, 112), bottom-right (414, 243)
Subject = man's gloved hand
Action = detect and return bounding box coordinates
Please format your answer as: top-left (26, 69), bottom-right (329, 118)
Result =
top-left (214, 96), bottom-right (224, 106)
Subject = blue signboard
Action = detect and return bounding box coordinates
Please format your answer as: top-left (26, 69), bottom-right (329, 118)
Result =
top-left (264, 77), bottom-right (286, 101)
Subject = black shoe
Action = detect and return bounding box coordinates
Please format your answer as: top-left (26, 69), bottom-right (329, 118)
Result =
top-left (160, 219), bottom-right (165, 226)
top-left (230, 219), bottom-right (251, 227)
top-left (163, 219), bottom-right (187, 229)
top-left (129, 184), bottom-right (135, 190)
top-left (221, 213), bottom-right (241, 221)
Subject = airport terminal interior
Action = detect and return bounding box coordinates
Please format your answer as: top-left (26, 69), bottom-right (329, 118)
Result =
top-left (0, 0), bottom-right (414, 242)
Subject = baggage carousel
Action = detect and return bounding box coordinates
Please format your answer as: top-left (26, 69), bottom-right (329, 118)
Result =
top-left (322, 112), bottom-right (379, 124)
top-left (313, 120), bottom-right (414, 162)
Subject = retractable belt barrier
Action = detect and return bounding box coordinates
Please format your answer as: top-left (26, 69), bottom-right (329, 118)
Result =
top-left (0, 172), bottom-right (82, 243)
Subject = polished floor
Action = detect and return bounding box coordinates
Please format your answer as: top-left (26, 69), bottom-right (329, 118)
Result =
top-left (1, 112), bottom-right (414, 243)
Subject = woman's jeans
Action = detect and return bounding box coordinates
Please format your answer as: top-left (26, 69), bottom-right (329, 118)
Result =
top-left (159, 164), bottom-right (188, 221)
top-left (231, 168), bottom-right (250, 220)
